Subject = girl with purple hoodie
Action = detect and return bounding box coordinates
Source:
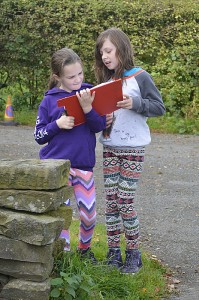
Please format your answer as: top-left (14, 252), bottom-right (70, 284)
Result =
top-left (34, 47), bottom-right (106, 262)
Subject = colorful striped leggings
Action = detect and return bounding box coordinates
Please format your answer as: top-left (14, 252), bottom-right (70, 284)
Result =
top-left (103, 146), bottom-right (145, 250)
top-left (60, 168), bottom-right (96, 251)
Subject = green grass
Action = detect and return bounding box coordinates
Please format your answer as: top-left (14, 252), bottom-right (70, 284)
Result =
top-left (50, 220), bottom-right (170, 300)
top-left (0, 109), bottom-right (198, 135)
top-left (147, 114), bottom-right (199, 135)
top-left (13, 109), bottom-right (38, 126)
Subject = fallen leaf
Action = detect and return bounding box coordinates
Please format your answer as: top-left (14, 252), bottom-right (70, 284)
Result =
top-left (172, 278), bottom-right (180, 284)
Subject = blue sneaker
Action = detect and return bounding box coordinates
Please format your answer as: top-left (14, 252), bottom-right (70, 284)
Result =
top-left (121, 249), bottom-right (142, 274)
top-left (107, 248), bottom-right (123, 269)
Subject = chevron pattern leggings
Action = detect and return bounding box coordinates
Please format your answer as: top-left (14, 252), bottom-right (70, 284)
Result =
top-left (103, 146), bottom-right (145, 250)
top-left (60, 168), bottom-right (96, 251)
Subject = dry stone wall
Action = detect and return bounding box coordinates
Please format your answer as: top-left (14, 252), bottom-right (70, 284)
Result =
top-left (0, 159), bottom-right (73, 300)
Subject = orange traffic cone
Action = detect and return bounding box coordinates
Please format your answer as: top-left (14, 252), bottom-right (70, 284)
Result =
top-left (4, 95), bottom-right (14, 122)
top-left (0, 95), bottom-right (18, 126)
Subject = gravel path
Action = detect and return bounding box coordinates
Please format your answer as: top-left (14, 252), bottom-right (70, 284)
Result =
top-left (0, 125), bottom-right (199, 299)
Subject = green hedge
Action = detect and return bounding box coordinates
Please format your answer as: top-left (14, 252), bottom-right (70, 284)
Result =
top-left (0, 0), bottom-right (198, 118)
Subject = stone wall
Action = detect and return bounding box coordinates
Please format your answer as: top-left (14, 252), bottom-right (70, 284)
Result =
top-left (0, 159), bottom-right (73, 300)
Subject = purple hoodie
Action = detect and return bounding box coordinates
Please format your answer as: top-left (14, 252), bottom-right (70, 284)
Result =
top-left (34, 83), bottom-right (106, 171)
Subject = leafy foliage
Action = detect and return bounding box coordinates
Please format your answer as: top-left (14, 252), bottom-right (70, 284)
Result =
top-left (0, 0), bottom-right (198, 127)
top-left (50, 269), bottom-right (95, 299)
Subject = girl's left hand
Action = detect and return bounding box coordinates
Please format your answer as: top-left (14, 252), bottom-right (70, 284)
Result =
top-left (76, 89), bottom-right (96, 114)
top-left (117, 94), bottom-right (133, 109)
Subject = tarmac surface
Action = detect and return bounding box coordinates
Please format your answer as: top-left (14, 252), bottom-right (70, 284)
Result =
top-left (0, 125), bottom-right (198, 299)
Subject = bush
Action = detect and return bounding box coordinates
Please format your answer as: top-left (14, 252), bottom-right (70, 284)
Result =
top-left (0, 0), bottom-right (198, 119)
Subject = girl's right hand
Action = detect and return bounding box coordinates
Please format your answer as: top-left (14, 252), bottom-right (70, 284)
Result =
top-left (76, 88), bottom-right (95, 114)
top-left (56, 115), bottom-right (75, 129)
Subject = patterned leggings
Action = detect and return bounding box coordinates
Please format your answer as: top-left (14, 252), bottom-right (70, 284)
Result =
top-left (103, 146), bottom-right (145, 250)
top-left (60, 168), bottom-right (96, 250)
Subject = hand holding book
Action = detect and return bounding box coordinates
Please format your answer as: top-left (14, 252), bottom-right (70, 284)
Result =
top-left (76, 88), bottom-right (95, 114)
top-left (57, 79), bottom-right (122, 126)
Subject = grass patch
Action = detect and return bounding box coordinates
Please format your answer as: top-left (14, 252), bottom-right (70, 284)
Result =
top-left (0, 109), bottom-right (198, 135)
top-left (13, 110), bottom-right (38, 126)
top-left (147, 114), bottom-right (199, 135)
top-left (50, 220), bottom-right (169, 300)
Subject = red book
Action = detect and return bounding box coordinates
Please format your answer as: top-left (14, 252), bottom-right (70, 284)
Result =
top-left (57, 79), bottom-right (122, 126)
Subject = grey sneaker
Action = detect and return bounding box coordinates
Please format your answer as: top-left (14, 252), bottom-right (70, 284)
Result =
top-left (77, 248), bottom-right (97, 264)
top-left (107, 248), bottom-right (123, 269)
top-left (121, 249), bottom-right (142, 274)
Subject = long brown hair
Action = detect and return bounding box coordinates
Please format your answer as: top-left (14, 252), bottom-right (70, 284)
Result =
top-left (48, 47), bottom-right (82, 89)
top-left (94, 28), bottom-right (135, 84)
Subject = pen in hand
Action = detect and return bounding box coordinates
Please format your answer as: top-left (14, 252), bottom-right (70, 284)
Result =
top-left (62, 109), bottom-right (68, 116)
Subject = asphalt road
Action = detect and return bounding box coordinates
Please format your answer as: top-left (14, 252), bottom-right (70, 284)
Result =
top-left (0, 125), bottom-right (198, 299)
